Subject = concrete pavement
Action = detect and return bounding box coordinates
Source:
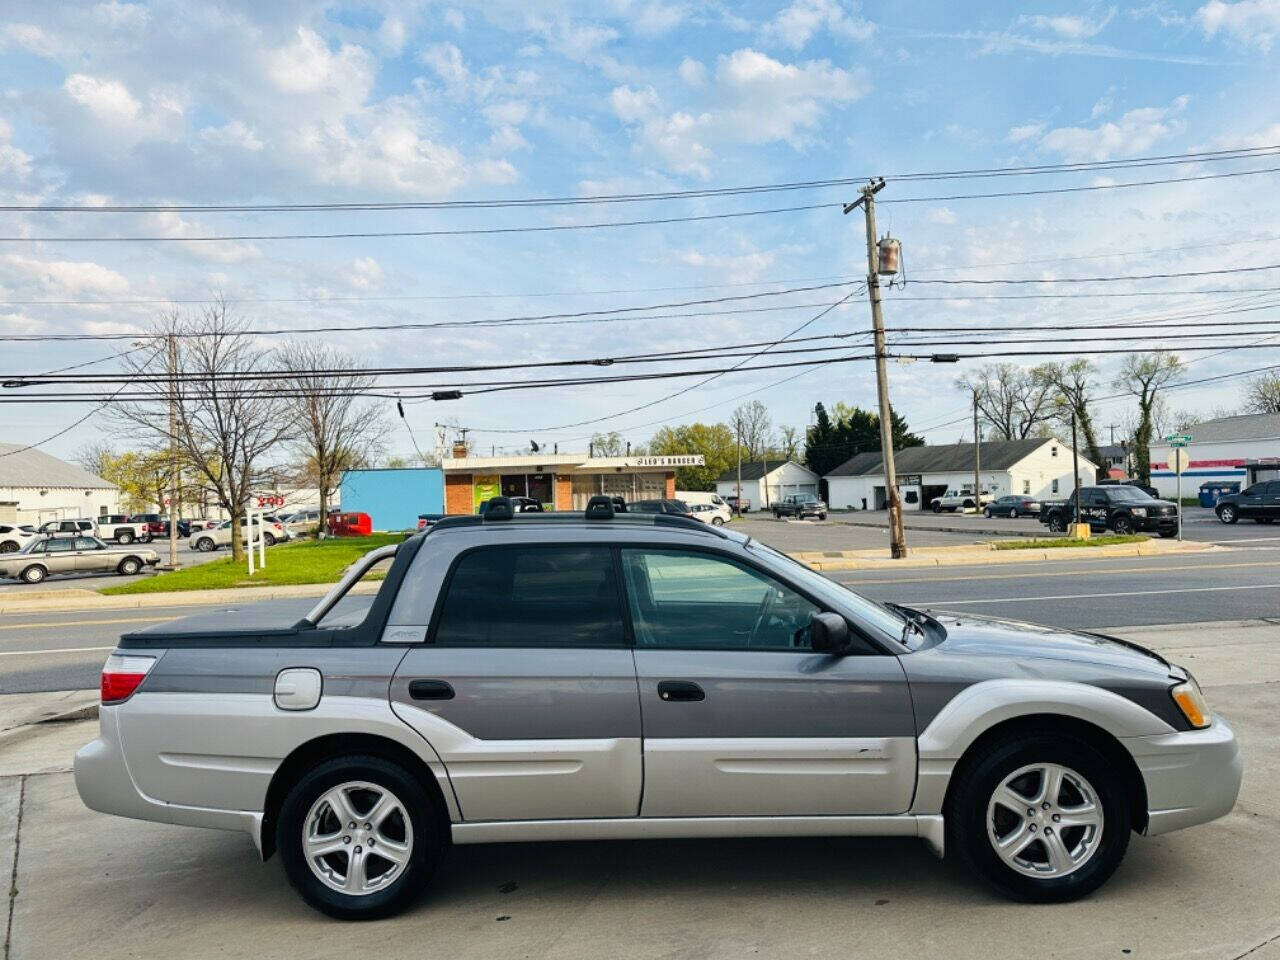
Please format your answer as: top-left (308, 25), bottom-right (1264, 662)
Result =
top-left (0, 619), bottom-right (1277, 959)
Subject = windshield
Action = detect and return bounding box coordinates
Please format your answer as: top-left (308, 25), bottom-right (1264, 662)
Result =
top-left (1108, 486), bottom-right (1154, 502)
top-left (745, 540), bottom-right (908, 642)
top-left (795, 494), bottom-right (818, 503)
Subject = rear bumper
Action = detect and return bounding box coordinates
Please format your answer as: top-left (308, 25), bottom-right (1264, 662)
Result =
top-left (73, 706), bottom-right (263, 849)
top-left (1124, 715), bottom-right (1242, 836)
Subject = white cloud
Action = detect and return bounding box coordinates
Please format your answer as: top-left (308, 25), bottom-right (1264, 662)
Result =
top-left (1196, 0), bottom-right (1280, 51)
top-left (348, 257), bottom-right (383, 290)
top-left (63, 73), bottom-right (184, 143)
top-left (0, 117), bottom-right (32, 180)
top-left (93, 2), bottom-right (148, 30)
top-left (378, 17), bottom-right (408, 55)
top-left (1017, 8), bottom-right (1117, 39)
top-left (678, 56), bottom-right (707, 86)
top-left (199, 119), bottom-right (264, 152)
top-left (633, 3), bottom-right (686, 35)
top-left (1037, 96), bottom-right (1189, 161)
top-left (443, 9), bottom-right (466, 32)
top-left (265, 27), bottom-right (374, 107)
top-left (482, 100), bottom-right (530, 125)
top-left (140, 213), bottom-right (262, 264)
top-left (1007, 122), bottom-right (1045, 142)
top-left (2, 23), bottom-right (64, 58)
top-left (611, 49), bottom-right (867, 177)
top-left (761, 0), bottom-right (875, 49)
top-left (927, 207), bottom-right (957, 225)
top-left (2, 254), bottom-right (131, 295)
top-left (675, 248), bottom-right (778, 283)
top-left (1091, 90), bottom-right (1115, 118)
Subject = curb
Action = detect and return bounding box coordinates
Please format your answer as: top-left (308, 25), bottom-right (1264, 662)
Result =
top-left (0, 580), bottom-right (380, 615)
top-left (799, 540), bottom-right (1215, 571)
top-left (830, 517), bottom-right (1033, 538)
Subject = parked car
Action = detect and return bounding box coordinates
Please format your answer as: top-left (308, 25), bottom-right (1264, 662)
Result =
top-left (480, 496), bottom-right (543, 514)
top-left (724, 494), bottom-right (752, 514)
top-left (1097, 479), bottom-right (1160, 499)
top-left (982, 495), bottom-right (1042, 519)
top-left (186, 518), bottom-right (218, 532)
top-left (689, 502), bottom-right (729, 526)
top-left (1039, 485), bottom-right (1179, 537)
top-left (929, 488), bottom-right (993, 513)
top-left (0, 524), bottom-right (38, 554)
top-left (36, 518), bottom-right (98, 538)
top-left (773, 494), bottom-right (828, 520)
top-left (75, 494), bottom-right (1241, 919)
top-left (416, 513), bottom-right (445, 531)
top-left (189, 516), bottom-right (286, 552)
top-left (628, 498), bottom-right (694, 518)
top-left (282, 509), bottom-right (323, 537)
top-left (0, 535), bottom-right (158, 584)
top-left (1215, 481), bottom-right (1280, 524)
top-left (96, 515), bottom-right (152, 545)
top-left (146, 518), bottom-right (193, 540)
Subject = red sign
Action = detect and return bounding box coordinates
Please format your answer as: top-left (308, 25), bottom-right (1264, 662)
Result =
top-left (255, 495), bottom-right (286, 508)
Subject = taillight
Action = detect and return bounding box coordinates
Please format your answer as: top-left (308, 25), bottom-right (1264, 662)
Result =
top-left (101, 653), bottom-right (156, 704)
top-left (417, 518), bottom-right (427, 530)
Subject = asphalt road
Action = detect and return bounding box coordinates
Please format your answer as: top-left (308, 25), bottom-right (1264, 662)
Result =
top-left (2, 543), bottom-right (1278, 693)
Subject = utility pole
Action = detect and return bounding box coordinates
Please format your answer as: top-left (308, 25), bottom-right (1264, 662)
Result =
top-left (844, 178), bottom-right (906, 558)
top-left (166, 333), bottom-right (179, 570)
top-left (973, 390), bottom-right (981, 513)
top-left (1071, 411), bottom-right (1082, 535)
top-left (735, 421), bottom-right (743, 517)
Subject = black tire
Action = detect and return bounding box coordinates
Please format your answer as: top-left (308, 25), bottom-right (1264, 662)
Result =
top-left (1158, 530), bottom-right (1178, 538)
top-left (20, 564), bottom-right (46, 584)
top-left (711, 517), bottom-right (725, 526)
top-left (276, 755), bottom-right (445, 921)
top-left (948, 733), bottom-right (1131, 903)
top-left (1009, 508), bottom-right (1019, 519)
top-left (1047, 514), bottom-right (1066, 534)
top-left (1218, 505), bottom-right (1238, 524)
top-left (263, 532), bottom-right (276, 547)
top-left (117, 557), bottom-right (142, 575)
top-left (933, 502), bottom-right (942, 513)
top-left (139, 533), bottom-right (153, 543)
top-left (117, 531), bottom-right (134, 544)
top-left (0, 540), bottom-right (17, 554)
top-left (195, 537), bottom-right (217, 552)
top-left (1111, 515), bottom-right (1134, 535)
top-left (817, 512), bottom-right (827, 521)
top-left (963, 499), bottom-right (974, 510)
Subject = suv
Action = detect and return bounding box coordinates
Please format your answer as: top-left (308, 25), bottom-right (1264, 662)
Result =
top-left (76, 495), bottom-right (1240, 919)
top-left (1214, 481), bottom-right (1280, 524)
top-left (1039, 485), bottom-right (1179, 537)
top-left (36, 518), bottom-right (98, 538)
top-left (773, 494), bottom-right (827, 520)
top-left (628, 498), bottom-right (694, 517)
top-left (0, 524), bottom-right (37, 554)
top-left (929, 488), bottom-right (993, 513)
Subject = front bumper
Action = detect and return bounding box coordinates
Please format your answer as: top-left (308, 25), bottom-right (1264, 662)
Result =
top-left (1131, 513), bottom-right (1178, 532)
top-left (1125, 715), bottom-right (1242, 835)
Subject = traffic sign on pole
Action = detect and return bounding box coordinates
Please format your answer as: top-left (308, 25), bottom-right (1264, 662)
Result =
top-left (1166, 434), bottom-right (1192, 447)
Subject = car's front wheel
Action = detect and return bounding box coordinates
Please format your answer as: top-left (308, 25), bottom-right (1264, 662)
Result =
top-left (1218, 504), bottom-right (1238, 524)
top-left (1112, 516), bottom-right (1134, 535)
top-left (276, 755), bottom-right (445, 920)
top-left (195, 537), bottom-right (216, 552)
top-left (932, 502), bottom-right (942, 513)
top-left (1009, 508), bottom-right (1019, 519)
top-left (948, 734), bottom-right (1130, 903)
top-left (117, 557), bottom-right (142, 575)
top-left (711, 517), bottom-right (725, 526)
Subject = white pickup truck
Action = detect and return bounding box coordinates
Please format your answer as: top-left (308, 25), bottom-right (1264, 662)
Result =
top-left (929, 488), bottom-right (994, 513)
top-left (95, 514), bottom-right (152, 545)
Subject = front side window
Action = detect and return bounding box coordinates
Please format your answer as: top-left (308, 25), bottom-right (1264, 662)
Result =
top-left (1052, 479), bottom-right (1060, 494)
top-left (621, 548), bottom-right (820, 650)
top-left (434, 545), bottom-right (624, 647)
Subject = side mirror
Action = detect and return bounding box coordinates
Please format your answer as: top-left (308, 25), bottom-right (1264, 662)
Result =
top-left (809, 611), bottom-right (849, 653)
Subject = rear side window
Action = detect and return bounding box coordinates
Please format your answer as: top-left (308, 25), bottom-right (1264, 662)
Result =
top-left (433, 546), bottom-right (625, 647)
top-left (46, 539), bottom-right (74, 553)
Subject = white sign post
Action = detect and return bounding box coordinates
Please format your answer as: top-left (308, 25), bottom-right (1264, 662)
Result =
top-left (246, 510), bottom-right (268, 575)
top-left (1167, 448), bottom-right (1188, 541)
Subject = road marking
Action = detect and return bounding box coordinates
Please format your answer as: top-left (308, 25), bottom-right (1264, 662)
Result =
top-left (0, 644), bottom-right (113, 657)
top-left (917, 583), bottom-right (1280, 606)
top-left (0, 615), bottom-right (179, 631)
top-left (836, 559), bottom-right (1275, 585)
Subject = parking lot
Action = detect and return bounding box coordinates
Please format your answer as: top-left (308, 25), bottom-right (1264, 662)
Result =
top-left (3, 618), bottom-right (1276, 960)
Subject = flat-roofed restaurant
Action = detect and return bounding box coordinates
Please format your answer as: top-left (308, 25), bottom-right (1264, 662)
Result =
top-left (442, 454), bottom-right (705, 514)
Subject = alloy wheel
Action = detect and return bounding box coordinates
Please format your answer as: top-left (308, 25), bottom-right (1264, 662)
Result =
top-left (987, 762), bottom-right (1103, 879)
top-left (303, 781), bottom-right (414, 896)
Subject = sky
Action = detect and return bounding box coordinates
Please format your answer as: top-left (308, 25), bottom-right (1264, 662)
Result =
top-left (1, 0), bottom-right (1279, 464)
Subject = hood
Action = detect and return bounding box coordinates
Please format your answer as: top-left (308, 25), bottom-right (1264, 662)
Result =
top-left (924, 611), bottom-right (1176, 679)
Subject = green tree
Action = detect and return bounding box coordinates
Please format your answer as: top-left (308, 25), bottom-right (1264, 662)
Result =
top-left (590, 431), bottom-right (626, 456)
top-left (803, 403), bottom-right (922, 477)
top-left (648, 422), bottom-right (737, 490)
top-left (1114, 354), bottom-right (1182, 485)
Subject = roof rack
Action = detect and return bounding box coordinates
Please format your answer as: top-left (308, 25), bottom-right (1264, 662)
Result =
top-left (422, 498), bottom-right (729, 539)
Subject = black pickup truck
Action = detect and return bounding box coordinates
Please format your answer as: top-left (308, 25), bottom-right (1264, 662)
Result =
top-left (1039, 484), bottom-right (1180, 537)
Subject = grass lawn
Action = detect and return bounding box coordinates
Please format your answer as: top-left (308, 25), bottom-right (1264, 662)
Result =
top-left (99, 534), bottom-right (403, 594)
top-left (993, 534), bottom-right (1150, 550)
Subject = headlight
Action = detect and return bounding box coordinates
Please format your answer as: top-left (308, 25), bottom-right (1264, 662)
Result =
top-left (1171, 678), bottom-right (1212, 729)
top-left (1130, 507), bottom-right (1147, 516)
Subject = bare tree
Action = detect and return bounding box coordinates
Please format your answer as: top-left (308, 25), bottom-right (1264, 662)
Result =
top-left (589, 431), bottom-right (626, 457)
top-left (777, 425), bottom-right (800, 461)
top-left (1032, 359), bottom-right (1105, 480)
top-left (731, 401), bottom-right (773, 461)
top-left (1113, 354), bottom-right (1182, 486)
top-left (277, 342), bottom-right (389, 534)
top-left (956, 363), bottom-right (1054, 440)
top-left (114, 303), bottom-right (293, 562)
top-left (1244, 372), bottom-right (1280, 414)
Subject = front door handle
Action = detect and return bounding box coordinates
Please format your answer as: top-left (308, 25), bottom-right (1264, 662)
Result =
top-left (408, 679), bottom-right (455, 701)
top-left (657, 680), bottom-right (705, 702)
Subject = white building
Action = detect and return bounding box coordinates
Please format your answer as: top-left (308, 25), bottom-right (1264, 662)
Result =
top-left (0, 444), bottom-right (120, 525)
top-left (714, 460), bottom-right (820, 510)
top-left (1148, 412), bottom-right (1280, 498)
top-left (824, 438), bottom-right (1097, 511)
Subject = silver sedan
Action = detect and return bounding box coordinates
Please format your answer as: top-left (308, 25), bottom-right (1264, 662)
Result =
top-left (0, 535), bottom-right (159, 584)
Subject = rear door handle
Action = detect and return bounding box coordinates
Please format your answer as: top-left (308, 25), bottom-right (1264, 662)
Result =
top-left (657, 680), bottom-right (705, 702)
top-left (408, 679), bottom-right (455, 701)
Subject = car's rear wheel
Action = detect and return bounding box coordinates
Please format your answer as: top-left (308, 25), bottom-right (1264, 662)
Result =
top-left (139, 533), bottom-right (152, 543)
top-left (195, 537), bottom-right (216, 552)
top-left (20, 564), bottom-right (46, 584)
top-left (1218, 504), bottom-right (1238, 524)
top-left (1009, 508), bottom-right (1019, 519)
top-left (263, 532), bottom-right (276, 546)
top-left (1047, 514), bottom-right (1066, 534)
top-left (948, 734), bottom-right (1130, 903)
top-left (983, 508), bottom-right (992, 518)
top-left (933, 502), bottom-right (942, 513)
top-left (0, 540), bottom-right (17, 553)
top-left (277, 755), bottom-right (445, 920)
top-left (817, 512), bottom-right (827, 521)
top-left (711, 517), bottom-right (725, 526)
top-left (117, 557), bottom-right (142, 575)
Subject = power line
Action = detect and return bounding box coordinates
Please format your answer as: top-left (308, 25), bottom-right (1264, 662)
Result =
top-left (908, 261), bottom-right (1280, 285)
top-left (7, 144), bottom-right (1277, 213)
